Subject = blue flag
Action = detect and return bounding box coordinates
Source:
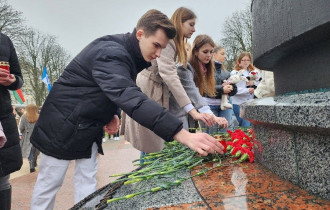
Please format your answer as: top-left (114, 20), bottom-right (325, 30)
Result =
top-left (41, 66), bottom-right (52, 92)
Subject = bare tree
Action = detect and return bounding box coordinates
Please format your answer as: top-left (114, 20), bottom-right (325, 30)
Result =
top-left (219, 6), bottom-right (252, 70)
top-left (18, 28), bottom-right (70, 106)
top-left (18, 29), bottom-right (47, 106)
top-left (1, 1), bottom-right (71, 105)
top-left (40, 39), bottom-right (71, 84)
top-left (0, 0), bottom-right (25, 44)
top-left (47, 44), bottom-right (71, 83)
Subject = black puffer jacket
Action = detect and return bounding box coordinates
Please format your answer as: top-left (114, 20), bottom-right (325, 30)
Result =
top-left (214, 61), bottom-right (237, 98)
top-left (0, 33), bottom-right (23, 176)
top-left (31, 29), bottom-right (183, 160)
top-left (0, 33), bottom-right (23, 119)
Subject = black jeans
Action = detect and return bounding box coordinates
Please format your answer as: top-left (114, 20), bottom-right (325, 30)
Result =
top-left (0, 175), bottom-right (10, 190)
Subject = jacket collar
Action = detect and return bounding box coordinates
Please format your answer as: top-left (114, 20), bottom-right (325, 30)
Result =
top-left (127, 28), bottom-right (151, 71)
top-left (214, 60), bottom-right (222, 70)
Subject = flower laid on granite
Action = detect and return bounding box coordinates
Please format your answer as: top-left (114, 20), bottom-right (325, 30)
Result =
top-left (106, 128), bottom-right (255, 205)
top-left (225, 128), bottom-right (255, 163)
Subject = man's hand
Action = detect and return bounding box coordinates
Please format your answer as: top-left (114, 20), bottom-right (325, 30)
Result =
top-left (174, 129), bottom-right (224, 156)
top-left (0, 68), bottom-right (16, 86)
top-left (103, 115), bottom-right (120, 135)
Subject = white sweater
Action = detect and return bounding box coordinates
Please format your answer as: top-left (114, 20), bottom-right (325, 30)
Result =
top-left (231, 69), bottom-right (261, 105)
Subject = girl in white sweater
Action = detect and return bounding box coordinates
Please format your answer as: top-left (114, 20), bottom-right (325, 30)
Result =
top-left (231, 52), bottom-right (261, 127)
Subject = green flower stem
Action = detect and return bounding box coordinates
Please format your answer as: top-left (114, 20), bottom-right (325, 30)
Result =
top-left (107, 128), bottom-right (255, 205)
top-left (107, 190), bottom-right (150, 204)
top-left (113, 151), bottom-right (195, 184)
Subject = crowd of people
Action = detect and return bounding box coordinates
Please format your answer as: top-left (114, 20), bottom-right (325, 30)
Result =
top-left (0, 7), bottom-right (274, 210)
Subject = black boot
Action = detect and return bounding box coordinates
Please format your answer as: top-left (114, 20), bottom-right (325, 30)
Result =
top-left (0, 187), bottom-right (11, 210)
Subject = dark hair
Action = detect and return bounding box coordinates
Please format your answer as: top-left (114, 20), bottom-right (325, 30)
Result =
top-left (136, 9), bottom-right (176, 39)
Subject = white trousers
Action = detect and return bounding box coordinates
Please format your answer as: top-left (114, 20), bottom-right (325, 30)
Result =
top-left (30, 143), bottom-right (98, 210)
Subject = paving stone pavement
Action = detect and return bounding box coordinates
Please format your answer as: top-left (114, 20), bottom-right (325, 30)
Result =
top-left (10, 136), bottom-right (139, 210)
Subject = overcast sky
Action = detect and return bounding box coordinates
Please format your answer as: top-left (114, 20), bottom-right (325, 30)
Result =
top-left (9, 0), bottom-right (251, 56)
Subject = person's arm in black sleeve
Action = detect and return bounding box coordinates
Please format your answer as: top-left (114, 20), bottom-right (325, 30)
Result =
top-left (115, 108), bottom-right (121, 119)
top-left (7, 36), bottom-right (23, 90)
top-left (92, 47), bottom-right (182, 142)
top-left (215, 84), bottom-right (224, 98)
top-left (228, 84), bottom-right (237, 96)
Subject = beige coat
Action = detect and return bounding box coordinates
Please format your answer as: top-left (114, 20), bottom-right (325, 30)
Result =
top-left (123, 40), bottom-right (191, 153)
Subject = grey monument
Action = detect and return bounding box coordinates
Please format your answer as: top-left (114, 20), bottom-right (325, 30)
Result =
top-left (242, 0), bottom-right (330, 199)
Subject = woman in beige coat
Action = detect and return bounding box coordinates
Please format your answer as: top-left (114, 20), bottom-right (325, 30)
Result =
top-left (124, 7), bottom-right (216, 158)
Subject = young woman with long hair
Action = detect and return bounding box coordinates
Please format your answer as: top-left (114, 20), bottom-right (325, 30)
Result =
top-left (211, 46), bottom-right (237, 131)
top-left (19, 104), bottom-right (39, 172)
top-left (231, 52), bottom-right (261, 127)
top-left (124, 7), bottom-right (216, 159)
top-left (191, 35), bottom-right (230, 133)
top-left (169, 35), bottom-right (228, 131)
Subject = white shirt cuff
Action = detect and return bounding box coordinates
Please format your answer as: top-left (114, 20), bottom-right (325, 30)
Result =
top-left (198, 106), bottom-right (213, 114)
top-left (184, 103), bottom-right (194, 113)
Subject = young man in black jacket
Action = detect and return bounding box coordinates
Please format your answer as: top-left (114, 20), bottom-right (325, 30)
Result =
top-left (0, 33), bottom-right (23, 210)
top-left (30, 9), bottom-right (224, 209)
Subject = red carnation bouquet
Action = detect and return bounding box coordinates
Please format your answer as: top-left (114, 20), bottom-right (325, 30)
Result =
top-left (214, 128), bottom-right (255, 163)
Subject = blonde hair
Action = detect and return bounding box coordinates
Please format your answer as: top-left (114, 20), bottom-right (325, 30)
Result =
top-left (171, 7), bottom-right (196, 67)
top-left (190, 35), bottom-right (216, 97)
top-left (24, 104), bottom-right (39, 123)
top-left (234, 52), bottom-right (255, 71)
top-left (185, 42), bottom-right (192, 60)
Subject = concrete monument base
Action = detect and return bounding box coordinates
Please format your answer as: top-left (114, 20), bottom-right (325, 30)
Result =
top-left (241, 91), bottom-right (330, 199)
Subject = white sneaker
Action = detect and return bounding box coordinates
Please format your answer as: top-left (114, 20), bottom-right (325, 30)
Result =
top-left (114, 137), bottom-right (120, 141)
top-left (102, 138), bottom-right (107, 142)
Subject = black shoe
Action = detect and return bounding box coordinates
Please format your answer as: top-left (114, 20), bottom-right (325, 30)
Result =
top-left (30, 168), bottom-right (36, 173)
